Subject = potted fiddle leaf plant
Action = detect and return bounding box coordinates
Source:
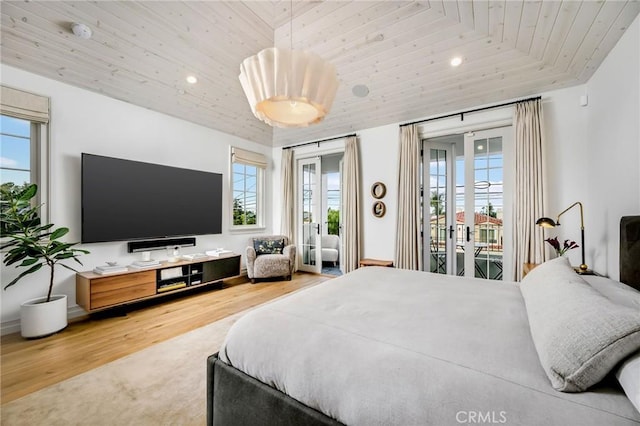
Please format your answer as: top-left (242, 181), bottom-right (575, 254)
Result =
top-left (1, 183), bottom-right (89, 338)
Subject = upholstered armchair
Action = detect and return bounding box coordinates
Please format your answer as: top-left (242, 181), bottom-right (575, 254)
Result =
top-left (310, 235), bottom-right (340, 266)
top-left (246, 235), bottom-right (296, 283)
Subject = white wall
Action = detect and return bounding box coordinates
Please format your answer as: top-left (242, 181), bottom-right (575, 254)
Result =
top-left (1, 65), bottom-right (273, 331)
top-left (539, 84), bottom-right (589, 269)
top-left (357, 124), bottom-right (399, 260)
top-left (585, 14), bottom-right (640, 278)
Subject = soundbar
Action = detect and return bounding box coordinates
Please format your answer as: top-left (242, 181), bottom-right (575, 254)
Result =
top-left (127, 237), bottom-right (197, 253)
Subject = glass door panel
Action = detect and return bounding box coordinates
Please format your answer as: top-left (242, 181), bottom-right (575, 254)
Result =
top-left (425, 127), bottom-right (510, 281)
top-left (429, 148), bottom-right (447, 274)
top-left (423, 141), bottom-right (456, 275)
top-left (466, 131), bottom-right (505, 281)
top-left (298, 158), bottom-right (321, 273)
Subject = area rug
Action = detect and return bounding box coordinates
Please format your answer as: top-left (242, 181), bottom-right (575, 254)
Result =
top-left (1, 309), bottom-right (248, 425)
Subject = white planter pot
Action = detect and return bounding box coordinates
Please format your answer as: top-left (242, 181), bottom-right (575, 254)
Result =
top-left (20, 294), bottom-right (68, 339)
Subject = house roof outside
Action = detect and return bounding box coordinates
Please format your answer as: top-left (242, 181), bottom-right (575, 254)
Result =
top-left (430, 211), bottom-right (503, 226)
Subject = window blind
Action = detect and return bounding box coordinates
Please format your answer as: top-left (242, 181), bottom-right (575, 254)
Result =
top-left (231, 147), bottom-right (267, 169)
top-left (1, 85), bottom-right (50, 123)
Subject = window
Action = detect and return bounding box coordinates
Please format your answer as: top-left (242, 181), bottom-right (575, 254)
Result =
top-left (231, 147), bottom-right (267, 229)
top-left (1, 115), bottom-right (35, 188)
top-left (0, 86), bottom-right (49, 217)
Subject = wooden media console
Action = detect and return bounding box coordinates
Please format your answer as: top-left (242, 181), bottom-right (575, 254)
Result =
top-left (76, 254), bottom-right (241, 313)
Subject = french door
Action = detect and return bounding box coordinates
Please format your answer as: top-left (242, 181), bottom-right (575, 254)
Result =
top-left (424, 127), bottom-right (511, 280)
top-left (297, 157), bottom-right (322, 273)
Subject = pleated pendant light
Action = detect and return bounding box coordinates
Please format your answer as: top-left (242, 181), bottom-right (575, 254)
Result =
top-left (238, 1), bottom-right (339, 128)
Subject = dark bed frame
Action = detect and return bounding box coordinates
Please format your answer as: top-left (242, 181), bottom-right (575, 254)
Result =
top-left (207, 354), bottom-right (343, 425)
top-left (206, 216), bottom-right (640, 425)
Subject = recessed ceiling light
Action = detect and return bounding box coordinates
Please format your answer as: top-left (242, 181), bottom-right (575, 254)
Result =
top-left (186, 75), bottom-right (198, 84)
top-left (352, 84), bottom-right (369, 98)
top-left (450, 57), bottom-right (463, 67)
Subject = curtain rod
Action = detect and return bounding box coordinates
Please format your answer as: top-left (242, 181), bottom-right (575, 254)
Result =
top-left (282, 133), bottom-right (357, 150)
top-left (399, 96), bottom-right (542, 128)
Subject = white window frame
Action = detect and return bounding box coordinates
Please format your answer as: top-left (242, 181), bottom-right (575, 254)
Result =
top-left (418, 107), bottom-right (514, 281)
top-left (229, 147), bottom-right (266, 232)
top-left (0, 85), bottom-right (50, 223)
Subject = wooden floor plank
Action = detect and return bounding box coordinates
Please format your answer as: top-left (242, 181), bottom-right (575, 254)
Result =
top-left (1, 272), bottom-right (330, 404)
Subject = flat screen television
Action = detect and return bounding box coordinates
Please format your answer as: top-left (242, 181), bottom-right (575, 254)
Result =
top-left (81, 153), bottom-right (223, 243)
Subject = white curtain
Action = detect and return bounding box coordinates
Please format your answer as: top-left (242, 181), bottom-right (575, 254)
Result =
top-left (280, 149), bottom-right (295, 243)
top-left (395, 125), bottom-right (422, 270)
top-left (342, 136), bottom-right (361, 273)
top-left (512, 98), bottom-right (546, 280)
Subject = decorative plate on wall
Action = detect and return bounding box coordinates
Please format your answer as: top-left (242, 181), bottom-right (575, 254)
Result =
top-left (371, 182), bottom-right (386, 199)
top-left (373, 201), bottom-right (386, 218)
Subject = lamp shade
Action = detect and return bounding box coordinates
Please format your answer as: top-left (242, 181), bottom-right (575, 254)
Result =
top-left (536, 217), bottom-right (557, 228)
top-left (239, 48), bottom-right (339, 128)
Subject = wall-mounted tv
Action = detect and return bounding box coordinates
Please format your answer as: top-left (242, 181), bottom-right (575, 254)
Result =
top-left (81, 153), bottom-right (223, 243)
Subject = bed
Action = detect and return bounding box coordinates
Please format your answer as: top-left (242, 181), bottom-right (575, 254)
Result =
top-left (207, 217), bottom-right (640, 425)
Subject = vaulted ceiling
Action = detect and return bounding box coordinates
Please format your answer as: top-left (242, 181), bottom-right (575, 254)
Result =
top-left (1, 1), bottom-right (638, 147)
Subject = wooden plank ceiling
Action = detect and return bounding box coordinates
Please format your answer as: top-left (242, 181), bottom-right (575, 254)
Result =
top-left (1, 1), bottom-right (638, 147)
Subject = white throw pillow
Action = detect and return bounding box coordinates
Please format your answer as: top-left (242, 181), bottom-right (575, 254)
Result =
top-left (616, 351), bottom-right (640, 413)
top-left (520, 257), bottom-right (640, 392)
top-left (582, 275), bottom-right (640, 310)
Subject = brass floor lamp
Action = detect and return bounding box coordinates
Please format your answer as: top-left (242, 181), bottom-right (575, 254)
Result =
top-left (536, 201), bottom-right (594, 275)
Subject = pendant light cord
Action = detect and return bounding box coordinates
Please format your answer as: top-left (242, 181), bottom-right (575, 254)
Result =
top-left (289, 0), bottom-right (294, 99)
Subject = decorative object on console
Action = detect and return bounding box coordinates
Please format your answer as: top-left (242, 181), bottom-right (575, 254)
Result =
top-left (238, 0), bottom-right (338, 128)
top-left (205, 249), bottom-right (233, 257)
top-left (129, 259), bottom-right (161, 269)
top-left (93, 264), bottom-right (128, 275)
top-left (536, 201), bottom-right (592, 274)
top-left (166, 245), bottom-right (181, 263)
top-left (0, 183), bottom-right (89, 338)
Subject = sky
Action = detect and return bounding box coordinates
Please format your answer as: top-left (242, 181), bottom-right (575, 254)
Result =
top-left (1, 115), bottom-right (31, 186)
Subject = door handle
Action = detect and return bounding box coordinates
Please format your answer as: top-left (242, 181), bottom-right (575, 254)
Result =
top-left (449, 225), bottom-right (454, 239)
top-left (466, 226), bottom-right (471, 242)
top-left (315, 223), bottom-right (320, 234)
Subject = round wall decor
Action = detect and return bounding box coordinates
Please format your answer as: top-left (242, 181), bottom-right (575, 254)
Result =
top-left (371, 182), bottom-right (386, 199)
top-left (372, 201), bottom-right (386, 218)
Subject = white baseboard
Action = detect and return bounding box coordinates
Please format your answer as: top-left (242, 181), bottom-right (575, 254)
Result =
top-left (1, 305), bottom-right (88, 336)
top-left (1, 318), bottom-right (20, 336)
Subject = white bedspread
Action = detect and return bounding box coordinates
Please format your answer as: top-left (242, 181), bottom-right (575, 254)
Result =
top-left (219, 267), bottom-right (640, 425)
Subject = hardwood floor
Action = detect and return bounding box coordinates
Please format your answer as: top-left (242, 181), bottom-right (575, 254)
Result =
top-left (1, 272), bottom-right (331, 404)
